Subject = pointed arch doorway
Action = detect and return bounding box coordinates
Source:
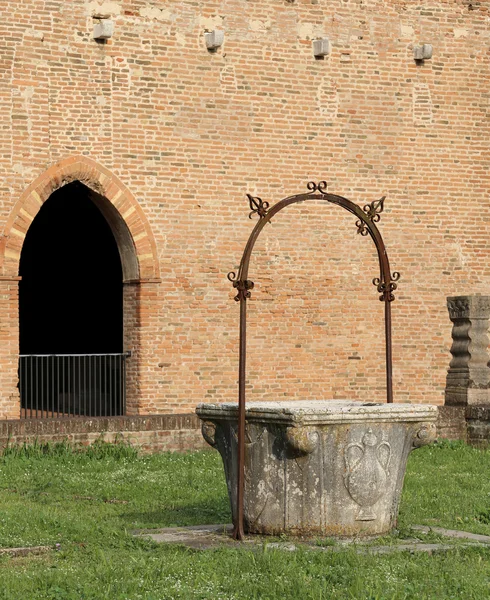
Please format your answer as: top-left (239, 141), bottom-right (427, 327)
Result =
top-left (0, 155), bottom-right (161, 420)
top-left (19, 181), bottom-right (125, 417)
top-left (19, 181), bottom-right (123, 356)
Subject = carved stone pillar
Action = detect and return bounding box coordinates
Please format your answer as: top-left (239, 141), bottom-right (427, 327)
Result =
top-left (446, 296), bottom-right (490, 406)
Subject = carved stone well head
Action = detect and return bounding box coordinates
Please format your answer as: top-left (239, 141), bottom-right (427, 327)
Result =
top-left (197, 400), bottom-right (437, 537)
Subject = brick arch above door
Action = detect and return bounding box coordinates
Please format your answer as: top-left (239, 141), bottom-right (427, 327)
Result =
top-left (1, 155), bottom-right (160, 282)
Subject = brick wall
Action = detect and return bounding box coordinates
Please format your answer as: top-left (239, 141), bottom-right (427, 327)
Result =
top-left (0, 1), bottom-right (488, 418)
top-left (0, 414), bottom-right (207, 453)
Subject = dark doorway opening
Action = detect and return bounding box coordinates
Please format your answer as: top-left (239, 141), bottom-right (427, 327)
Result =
top-left (19, 181), bottom-right (123, 355)
top-left (19, 181), bottom-right (125, 417)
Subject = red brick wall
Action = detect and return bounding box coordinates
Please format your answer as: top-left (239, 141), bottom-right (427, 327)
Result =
top-left (0, 1), bottom-right (488, 418)
top-left (0, 278), bottom-right (21, 418)
top-left (0, 414), bottom-right (207, 453)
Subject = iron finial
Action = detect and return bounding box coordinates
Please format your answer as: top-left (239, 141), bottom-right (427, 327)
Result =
top-left (356, 196), bottom-right (385, 235)
top-left (372, 272), bottom-right (400, 302)
top-left (307, 181), bottom-right (328, 194)
top-left (247, 194), bottom-right (269, 219)
top-left (228, 271), bottom-right (254, 301)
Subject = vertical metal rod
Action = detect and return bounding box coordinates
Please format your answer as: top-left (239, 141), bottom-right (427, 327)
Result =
top-left (86, 356), bottom-right (89, 417)
top-left (18, 358), bottom-right (21, 418)
top-left (51, 357), bottom-right (55, 417)
top-left (94, 356), bottom-right (97, 416)
top-left (117, 355), bottom-right (120, 415)
top-left (23, 357), bottom-right (26, 418)
top-left (28, 357), bottom-right (31, 418)
top-left (83, 356), bottom-right (87, 417)
top-left (27, 357), bottom-right (29, 417)
top-left (89, 356), bottom-right (93, 417)
top-left (385, 299), bottom-right (393, 403)
top-left (96, 356), bottom-right (99, 417)
top-left (101, 356), bottom-right (107, 417)
top-left (95, 355), bottom-right (98, 417)
top-left (41, 355), bottom-right (44, 418)
top-left (72, 356), bottom-right (75, 416)
top-left (74, 356), bottom-right (79, 415)
top-left (24, 357), bottom-right (27, 418)
top-left (119, 355), bottom-right (122, 415)
top-left (56, 356), bottom-right (60, 416)
top-left (74, 356), bottom-right (76, 416)
top-left (35, 356), bottom-right (38, 418)
top-left (19, 358), bottom-right (22, 418)
top-left (122, 354), bottom-right (126, 415)
top-left (109, 356), bottom-right (112, 417)
top-left (31, 357), bottom-right (34, 418)
top-left (19, 358), bottom-right (23, 418)
top-left (232, 296), bottom-right (247, 541)
top-left (105, 356), bottom-right (109, 416)
top-left (63, 357), bottom-right (66, 417)
top-left (70, 356), bottom-right (73, 416)
top-left (98, 355), bottom-right (101, 417)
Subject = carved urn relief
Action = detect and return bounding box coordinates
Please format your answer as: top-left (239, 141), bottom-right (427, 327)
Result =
top-left (345, 429), bottom-right (391, 521)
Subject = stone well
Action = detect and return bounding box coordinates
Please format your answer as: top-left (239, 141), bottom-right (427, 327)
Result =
top-left (196, 400), bottom-right (437, 537)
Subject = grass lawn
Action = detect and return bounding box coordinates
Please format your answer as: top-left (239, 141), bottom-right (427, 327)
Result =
top-left (0, 439), bottom-right (489, 599)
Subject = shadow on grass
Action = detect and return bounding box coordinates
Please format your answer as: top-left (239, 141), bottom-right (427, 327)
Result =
top-left (119, 499), bottom-right (231, 529)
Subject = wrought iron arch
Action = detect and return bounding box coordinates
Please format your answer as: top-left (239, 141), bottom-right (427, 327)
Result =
top-left (228, 181), bottom-right (400, 540)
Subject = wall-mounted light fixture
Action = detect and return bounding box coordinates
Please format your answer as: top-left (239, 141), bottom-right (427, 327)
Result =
top-left (312, 37), bottom-right (330, 58)
top-left (93, 18), bottom-right (114, 41)
top-left (413, 44), bottom-right (433, 61)
top-left (205, 30), bottom-right (224, 51)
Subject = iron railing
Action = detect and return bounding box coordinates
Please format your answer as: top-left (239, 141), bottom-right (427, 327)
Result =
top-left (19, 352), bottom-right (130, 419)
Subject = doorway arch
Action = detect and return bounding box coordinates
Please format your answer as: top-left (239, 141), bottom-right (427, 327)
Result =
top-left (0, 156), bottom-right (161, 418)
top-left (1, 155), bottom-right (159, 281)
top-left (19, 181), bottom-right (124, 356)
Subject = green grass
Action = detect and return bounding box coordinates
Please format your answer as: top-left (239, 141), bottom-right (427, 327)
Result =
top-left (0, 439), bottom-right (489, 599)
top-left (399, 439), bottom-right (490, 536)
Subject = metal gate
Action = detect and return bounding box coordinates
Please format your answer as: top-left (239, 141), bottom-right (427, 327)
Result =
top-left (19, 352), bottom-right (130, 418)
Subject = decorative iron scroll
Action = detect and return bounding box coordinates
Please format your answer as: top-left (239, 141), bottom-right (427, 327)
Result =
top-left (307, 181), bottom-right (328, 194)
top-left (247, 194), bottom-right (269, 220)
top-left (373, 272), bottom-right (400, 302)
top-left (228, 271), bottom-right (254, 302)
top-left (356, 197), bottom-right (385, 236)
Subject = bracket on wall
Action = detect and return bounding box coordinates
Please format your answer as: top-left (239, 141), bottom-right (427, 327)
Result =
top-left (313, 38), bottom-right (330, 58)
top-left (205, 30), bottom-right (224, 51)
top-left (93, 18), bottom-right (114, 41)
top-left (413, 44), bottom-right (433, 62)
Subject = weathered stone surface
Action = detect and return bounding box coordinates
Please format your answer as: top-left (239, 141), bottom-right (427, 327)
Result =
top-left (413, 44), bottom-right (433, 60)
top-left (93, 18), bottom-right (114, 40)
top-left (436, 405), bottom-right (467, 442)
top-left (204, 30), bottom-right (224, 50)
top-left (197, 400), bottom-right (437, 537)
top-left (466, 405), bottom-right (490, 448)
top-left (135, 523), bottom-right (487, 554)
top-left (412, 525), bottom-right (490, 544)
top-left (0, 545), bottom-right (51, 557)
top-left (312, 38), bottom-right (330, 57)
top-left (446, 295), bottom-right (490, 406)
